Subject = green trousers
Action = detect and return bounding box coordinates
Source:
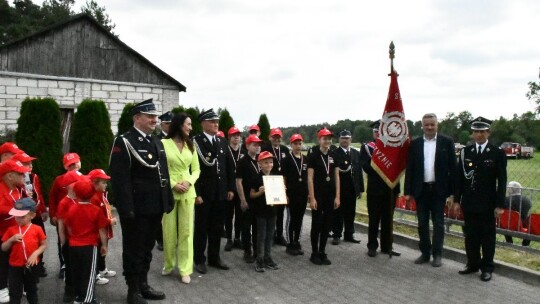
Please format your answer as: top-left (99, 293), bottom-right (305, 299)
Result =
top-left (162, 198), bottom-right (194, 276)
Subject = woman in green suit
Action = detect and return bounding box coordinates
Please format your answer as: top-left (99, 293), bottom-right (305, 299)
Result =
top-left (161, 113), bottom-right (200, 284)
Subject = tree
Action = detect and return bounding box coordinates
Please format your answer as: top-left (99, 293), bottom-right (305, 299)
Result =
top-left (185, 107), bottom-right (202, 136)
top-left (218, 108), bottom-right (235, 138)
top-left (117, 103), bottom-right (134, 136)
top-left (15, 97), bottom-right (63, 202)
top-left (70, 99), bottom-right (114, 173)
top-left (257, 113), bottom-right (271, 142)
top-left (526, 70), bottom-right (540, 113)
top-left (80, 0), bottom-right (116, 35)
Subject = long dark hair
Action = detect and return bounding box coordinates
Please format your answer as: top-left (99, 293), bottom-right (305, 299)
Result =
top-left (166, 112), bottom-right (194, 152)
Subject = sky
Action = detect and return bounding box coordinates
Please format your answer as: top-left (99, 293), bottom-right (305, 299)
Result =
top-left (72, 0), bottom-right (540, 128)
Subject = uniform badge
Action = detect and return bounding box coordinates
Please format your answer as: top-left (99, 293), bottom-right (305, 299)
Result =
top-left (282, 153), bottom-right (286, 158)
top-left (344, 161), bottom-right (348, 165)
top-left (203, 138), bottom-right (208, 142)
top-left (208, 152), bottom-right (211, 156)
top-left (329, 157), bottom-right (334, 164)
top-left (148, 154), bottom-right (153, 159)
top-left (138, 137), bottom-right (143, 142)
top-left (468, 162), bottom-right (473, 167)
top-left (220, 149), bottom-right (223, 154)
top-left (486, 148), bottom-right (490, 152)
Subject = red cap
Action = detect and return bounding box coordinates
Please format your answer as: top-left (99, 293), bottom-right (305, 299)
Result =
top-left (317, 128), bottom-right (333, 139)
top-left (257, 151), bottom-right (273, 162)
top-left (12, 153), bottom-right (36, 163)
top-left (0, 142), bottom-right (23, 155)
top-left (270, 128), bottom-right (283, 137)
top-left (87, 169), bottom-right (111, 180)
top-left (245, 135), bottom-right (263, 145)
top-left (63, 153), bottom-right (80, 168)
top-left (289, 134), bottom-right (303, 143)
top-left (216, 131), bottom-right (225, 138)
top-left (0, 160), bottom-right (31, 176)
top-left (73, 179), bottom-right (95, 201)
top-left (60, 171), bottom-right (85, 188)
top-left (249, 124), bottom-right (260, 132)
top-left (228, 126), bottom-right (242, 136)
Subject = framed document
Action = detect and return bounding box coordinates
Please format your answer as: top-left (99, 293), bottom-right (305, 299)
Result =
top-left (263, 175), bottom-right (287, 205)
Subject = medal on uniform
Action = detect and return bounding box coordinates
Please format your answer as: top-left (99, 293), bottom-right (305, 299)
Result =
top-left (326, 176), bottom-right (331, 182)
top-left (208, 152), bottom-right (211, 156)
top-left (291, 152), bottom-right (304, 183)
top-left (320, 154), bottom-right (331, 182)
top-left (345, 161), bottom-right (348, 165)
top-left (148, 153), bottom-right (153, 159)
top-left (298, 178), bottom-right (302, 182)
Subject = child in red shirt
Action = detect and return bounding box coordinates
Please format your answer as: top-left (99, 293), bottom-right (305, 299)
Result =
top-left (88, 169), bottom-right (117, 285)
top-left (1, 198), bottom-right (47, 304)
top-left (65, 179), bottom-right (108, 304)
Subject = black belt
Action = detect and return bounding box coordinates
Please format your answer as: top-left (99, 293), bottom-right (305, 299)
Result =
top-left (423, 182), bottom-right (435, 191)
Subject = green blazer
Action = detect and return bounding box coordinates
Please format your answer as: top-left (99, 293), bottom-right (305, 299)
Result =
top-left (162, 138), bottom-right (201, 201)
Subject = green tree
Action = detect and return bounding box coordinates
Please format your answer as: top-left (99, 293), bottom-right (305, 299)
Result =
top-left (15, 97), bottom-right (63, 203)
top-left (117, 103), bottom-right (134, 136)
top-left (171, 105), bottom-right (186, 115)
top-left (80, 0), bottom-right (116, 35)
top-left (185, 107), bottom-right (202, 136)
top-left (257, 113), bottom-right (271, 142)
top-left (70, 99), bottom-right (113, 173)
top-left (218, 108), bottom-right (235, 138)
top-left (527, 72), bottom-right (540, 113)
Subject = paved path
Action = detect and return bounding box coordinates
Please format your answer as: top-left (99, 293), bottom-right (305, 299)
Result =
top-left (36, 214), bottom-right (539, 304)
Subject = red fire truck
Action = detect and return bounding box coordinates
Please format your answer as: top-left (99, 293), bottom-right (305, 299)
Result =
top-left (500, 142), bottom-right (534, 159)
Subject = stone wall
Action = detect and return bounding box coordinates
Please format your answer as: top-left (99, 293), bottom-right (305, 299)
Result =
top-left (0, 71), bottom-right (180, 134)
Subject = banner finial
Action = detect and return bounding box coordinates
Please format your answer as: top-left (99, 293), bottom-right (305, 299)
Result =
top-left (389, 41), bottom-right (395, 74)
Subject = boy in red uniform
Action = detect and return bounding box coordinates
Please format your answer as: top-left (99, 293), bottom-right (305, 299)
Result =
top-left (0, 142), bottom-right (23, 164)
top-left (88, 169), bottom-right (117, 285)
top-left (1, 197), bottom-right (46, 304)
top-left (12, 152), bottom-right (49, 277)
top-left (0, 160), bottom-right (30, 303)
top-left (49, 152), bottom-right (81, 279)
top-left (64, 179), bottom-right (108, 304)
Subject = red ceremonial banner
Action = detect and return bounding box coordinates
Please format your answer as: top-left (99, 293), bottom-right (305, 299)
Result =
top-left (371, 70), bottom-right (410, 189)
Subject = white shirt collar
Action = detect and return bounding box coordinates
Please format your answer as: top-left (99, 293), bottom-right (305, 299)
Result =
top-left (341, 146), bottom-right (350, 153)
top-left (134, 126), bottom-right (150, 137)
top-left (203, 132), bottom-right (215, 142)
top-left (477, 140), bottom-right (489, 151)
top-left (423, 133), bottom-right (437, 141)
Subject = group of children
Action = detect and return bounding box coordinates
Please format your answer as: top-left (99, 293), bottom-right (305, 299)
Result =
top-left (0, 143), bottom-right (116, 304)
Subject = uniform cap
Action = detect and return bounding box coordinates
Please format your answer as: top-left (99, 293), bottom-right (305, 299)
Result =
top-left (317, 128), bottom-right (333, 139)
top-left (289, 134), bottom-right (303, 143)
top-left (12, 153), bottom-right (36, 163)
top-left (158, 111), bottom-right (173, 123)
top-left (216, 131), bottom-right (225, 138)
top-left (0, 142), bottom-right (23, 155)
top-left (339, 130), bottom-right (352, 138)
top-left (198, 108), bottom-right (219, 121)
top-left (270, 128), bottom-right (283, 137)
top-left (228, 126), bottom-right (242, 136)
top-left (131, 99), bottom-right (159, 116)
top-left (248, 124), bottom-right (260, 132)
top-left (257, 151), bottom-right (273, 162)
top-left (0, 160), bottom-right (31, 176)
top-left (63, 153), bottom-right (80, 168)
top-left (245, 135), bottom-right (263, 145)
top-left (87, 169), bottom-right (111, 181)
top-left (60, 170), bottom-right (86, 188)
top-left (9, 197), bottom-right (36, 216)
top-left (470, 116), bottom-right (492, 130)
top-left (72, 179), bottom-right (95, 201)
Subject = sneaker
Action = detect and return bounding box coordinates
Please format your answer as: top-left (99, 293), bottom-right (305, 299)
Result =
top-left (58, 267), bottom-right (65, 279)
top-left (99, 268), bottom-right (116, 278)
top-left (95, 274), bottom-right (109, 285)
top-left (255, 259), bottom-right (265, 272)
top-left (0, 288), bottom-right (9, 303)
top-left (243, 251), bottom-right (255, 264)
top-left (310, 253), bottom-right (322, 265)
top-left (224, 239), bottom-right (233, 251)
top-left (233, 239), bottom-right (242, 249)
top-left (319, 253), bottom-right (332, 265)
top-left (264, 257), bottom-right (279, 270)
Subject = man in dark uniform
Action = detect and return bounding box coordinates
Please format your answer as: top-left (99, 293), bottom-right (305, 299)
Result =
top-left (454, 116), bottom-right (506, 282)
top-left (261, 128), bottom-right (290, 246)
top-left (109, 99), bottom-right (174, 304)
top-left (331, 130), bottom-right (364, 245)
top-left (361, 120), bottom-right (401, 257)
top-left (192, 109), bottom-right (235, 274)
top-left (155, 111), bottom-right (172, 251)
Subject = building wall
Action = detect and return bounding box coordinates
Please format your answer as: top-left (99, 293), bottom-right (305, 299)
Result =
top-left (0, 71), bottom-right (179, 134)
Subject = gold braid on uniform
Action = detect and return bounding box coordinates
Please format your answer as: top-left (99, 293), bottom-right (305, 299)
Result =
top-left (193, 138), bottom-right (217, 167)
top-left (460, 148), bottom-right (475, 181)
top-left (338, 165), bottom-right (352, 173)
top-left (121, 136), bottom-right (159, 169)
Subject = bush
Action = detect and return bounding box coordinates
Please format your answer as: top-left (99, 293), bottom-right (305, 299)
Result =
top-left (117, 103), bottom-right (134, 136)
top-left (70, 99), bottom-right (114, 173)
top-left (258, 113), bottom-right (271, 143)
top-left (15, 97), bottom-right (63, 204)
top-left (185, 107), bottom-right (202, 136)
top-left (218, 108), bottom-right (235, 138)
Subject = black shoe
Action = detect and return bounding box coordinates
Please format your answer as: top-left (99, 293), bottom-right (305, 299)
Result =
top-left (156, 240), bottom-right (163, 251)
top-left (274, 235), bottom-right (287, 246)
top-left (310, 253), bottom-right (322, 265)
top-left (432, 256), bottom-right (442, 267)
top-left (140, 283), bottom-right (165, 300)
top-left (58, 267), bottom-right (65, 279)
top-left (414, 255), bottom-right (430, 264)
top-left (62, 292), bottom-right (75, 303)
top-left (224, 240), bottom-right (233, 251)
top-left (344, 235), bottom-right (361, 244)
top-left (381, 250), bottom-right (401, 257)
top-left (233, 239), bottom-right (242, 249)
top-left (458, 267), bottom-right (479, 275)
top-left (480, 272), bottom-right (492, 282)
top-left (319, 253), bottom-right (332, 265)
top-left (286, 244), bottom-right (299, 256)
top-left (208, 259), bottom-right (230, 270)
top-left (243, 251), bottom-right (255, 263)
top-left (37, 264), bottom-right (48, 277)
top-left (127, 291), bottom-right (147, 304)
top-left (195, 263), bottom-right (207, 274)
top-left (332, 237), bottom-right (340, 245)
top-left (264, 257), bottom-right (279, 270)
top-left (367, 249), bottom-right (377, 257)
top-left (255, 259), bottom-right (265, 272)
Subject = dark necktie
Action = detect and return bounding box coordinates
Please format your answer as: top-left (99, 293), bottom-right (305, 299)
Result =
top-left (212, 137), bottom-right (217, 150)
top-left (478, 146), bottom-right (482, 155)
top-left (146, 135), bottom-right (153, 142)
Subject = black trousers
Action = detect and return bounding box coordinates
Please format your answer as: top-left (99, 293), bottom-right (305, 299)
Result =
top-left (70, 245), bottom-right (98, 303)
top-left (332, 191), bottom-right (357, 238)
top-left (55, 225), bottom-right (65, 270)
top-left (225, 193), bottom-right (242, 240)
top-left (256, 216), bottom-right (276, 259)
top-left (0, 240), bottom-right (8, 290)
top-left (241, 208), bottom-right (257, 254)
top-left (194, 199), bottom-right (226, 264)
top-left (416, 185), bottom-right (446, 257)
top-left (367, 191), bottom-right (395, 252)
top-left (120, 214), bottom-right (161, 288)
top-left (61, 244), bottom-right (74, 295)
top-left (311, 205), bottom-right (333, 254)
top-left (155, 219), bottom-right (163, 246)
top-left (274, 205), bottom-right (286, 238)
top-left (286, 197), bottom-right (307, 244)
top-left (8, 266), bottom-right (39, 304)
top-left (97, 243), bottom-right (106, 272)
top-left (463, 212), bottom-right (496, 273)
